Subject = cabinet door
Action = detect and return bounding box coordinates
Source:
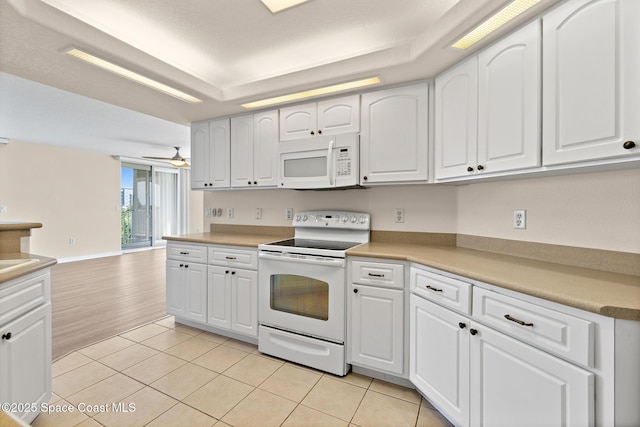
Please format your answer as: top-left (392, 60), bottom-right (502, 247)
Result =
top-left (0, 302), bottom-right (51, 424)
top-left (317, 95), bottom-right (360, 136)
top-left (231, 115), bottom-right (255, 188)
top-left (478, 21), bottom-right (541, 174)
top-left (183, 263), bottom-right (207, 323)
top-left (361, 83), bottom-right (429, 184)
top-left (209, 118), bottom-right (231, 188)
top-left (279, 102), bottom-right (317, 141)
top-left (231, 269), bottom-right (258, 337)
top-left (253, 110), bottom-right (279, 187)
top-left (166, 260), bottom-right (185, 317)
top-left (410, 296), bottom-right (469, 427)
top-left (207, 266), bottom-right (231, 329)
top-left (351, 285), bottom-right (404, 374)
top-left (542, 0), bottom-right (640, 165)
top-left (469, 323), bottom-right (594, 427)
top-left (434, 57), bottom-right (478, 180)
top-left (191, 122), bottom-right (210, 189)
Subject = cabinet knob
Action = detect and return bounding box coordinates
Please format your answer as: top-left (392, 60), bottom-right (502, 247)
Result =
top-left (467, 166), bottom-right (474, 172)
top-left (248, 181), bottom-right (251, 185)
top-left (353, 288), bottom-right (358, 293)
top-left (179, 264), bottom-right (184, 267)
top-left (310, 131), bottom-right (315, 135)
top-left (470, 329), bottom-right (478, 336)
top-left (225, 270), bottom-right (229, 274)
top-left (477, 165), bottom-right (484, 171)
top-left (318, 130), bottom-right (322, 134)
top-left (231, 271), bottom-right (236, 275)
top-left (204, 183), bottom-right (209, 187)
top-left (2, 332), bottom-right (12, 340)
top-left (184, 265), bottom-right (189, 268)
top-left (254, 181), bottom-right (258, 185)
top-left (363, 176), bottom-right (368, 181)
top-left (458, 322), bottom-right (466, 329)
top-left (623, 141), bottom-right (636, 149)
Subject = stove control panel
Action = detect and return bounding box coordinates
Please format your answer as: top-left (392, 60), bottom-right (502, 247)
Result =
top-left (293, 210), bottom-right (370, 230)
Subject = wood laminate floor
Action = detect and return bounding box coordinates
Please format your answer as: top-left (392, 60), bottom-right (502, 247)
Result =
top-left (50, 248), bottom-right (167, 359)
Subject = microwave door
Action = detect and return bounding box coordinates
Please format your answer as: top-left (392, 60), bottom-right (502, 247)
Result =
top-left (280, 149), bottom-right (332, 189)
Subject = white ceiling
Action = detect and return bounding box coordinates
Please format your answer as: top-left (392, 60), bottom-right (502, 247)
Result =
top-left (0, 0), bottom-right (560, 160)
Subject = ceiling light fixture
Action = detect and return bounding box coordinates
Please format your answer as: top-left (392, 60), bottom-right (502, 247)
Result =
top-left (451, 0), bottom-right (541, 49)
top-left (260, 0), bottom-right (311, 13)
top-left (65, 48), bottom-right (203, 103)
top-left (242, 77), bottom-right (381, 109)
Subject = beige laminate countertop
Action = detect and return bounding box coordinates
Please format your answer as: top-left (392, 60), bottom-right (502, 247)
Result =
top-left (0, 252), bottom-right (58, 284)
top-left (348, 242), bottom-right (640, 321)
top-left (164, 232), bottom-right (640, 321)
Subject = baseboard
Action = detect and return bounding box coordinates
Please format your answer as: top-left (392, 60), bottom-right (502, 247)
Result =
top-left (56, 251), bottom-right (123, 263)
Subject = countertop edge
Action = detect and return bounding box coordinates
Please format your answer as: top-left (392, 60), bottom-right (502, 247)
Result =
top-left (0, 254), bottom-right (57, 284)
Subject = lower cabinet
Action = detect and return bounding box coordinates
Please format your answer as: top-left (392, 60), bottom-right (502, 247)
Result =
top-left (208, 266), bottom-right (258, 337)
top-left (410, 294), bottom-right (594, 427)
top-left (166, 259), bottom-right (207, 323)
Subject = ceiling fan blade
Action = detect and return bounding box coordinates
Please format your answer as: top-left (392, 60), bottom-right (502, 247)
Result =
top-left (142, 156), bottom-right (172, 160)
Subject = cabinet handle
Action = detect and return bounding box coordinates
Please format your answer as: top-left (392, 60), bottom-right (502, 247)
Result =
top-left (458, 322), bottom-right (466, 329)
top-left (504, 314), bottom-right (533, 327)
top-left (368, 273), bottom-right (385, 278)
top-left (470, 329), bottom-right (478, 336)
top-left (179, 251), bottom-right (189, 255)
top-left (623, 141), bottom-right (636, 149)
top-left (225, 256), bottom-right (237, 260)
top-left (477, 165), bottom-right (484, 171)
top-left (426, 285), bottom-right (443, 293)
top-left (353, 288), bottom-right (358, 293)
top-left (2, 332), bottom-right (11, 340)
top-left (467, 166), bottom-right (474, 172)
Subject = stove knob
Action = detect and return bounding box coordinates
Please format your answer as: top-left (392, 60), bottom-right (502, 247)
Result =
top-left (342, 215), bottom-right (349, 222)
top-left (359, 216), bottom-right (367, 224)
top-left (302, 215), bottom-right (308, 221)
top-left (295, 215), bottom-right (301, 221)
top-left (350, 216), bottom-right (357, 223)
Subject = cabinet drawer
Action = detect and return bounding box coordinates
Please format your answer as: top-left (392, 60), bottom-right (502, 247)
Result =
top-left (209, 247), bottom-right (257, 269)
top-left (0, 271), bottom-right (50, 326)
top-left (351, 260), bottom-right (404, 289)
top-left (167, 243), bottom-right (208, 263)
top-left (472, 287), bottom-right (594, 367)
top-left (410, 266), bottom-right (472, 315)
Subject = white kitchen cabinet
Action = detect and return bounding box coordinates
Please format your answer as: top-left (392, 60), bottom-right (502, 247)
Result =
top-left (410, 295), bottom-right (469, 427)
top-left (469, 321), bottom-right (593, 427)
top-left (435, 21), bottom-right (540, 180)
top-left (351, 284), bottom-right (404, 375)
top-left (207, 264), bottom-right (258, 337)
top-left (230, 110), bottom-right (278, 188)
top-left (279, 95), bottom-right (360, 141)
top-left (191, 118), bottom-right (231, 189)
top-left (360, 83), bottom-right (429, 184)
top-left (349, 259), bottom-right (406, 376)
top-left (542, 0), bottom-right (640, 165)
top-left (166, 259), bottom-right (207, 323)
top-left (0, 271), bottom-right (51, 424)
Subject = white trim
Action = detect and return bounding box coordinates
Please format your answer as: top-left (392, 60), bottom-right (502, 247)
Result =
top-left (56, 251), bottom-right (123, 263)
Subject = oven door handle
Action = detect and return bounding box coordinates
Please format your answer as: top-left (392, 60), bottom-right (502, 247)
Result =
top-left (259, 252), bottom-right (345, 267)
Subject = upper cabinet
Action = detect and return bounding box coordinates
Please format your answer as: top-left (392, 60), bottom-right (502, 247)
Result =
top-left (191, 119), bottom-right (231, 189)
top-left (360, 83), bottom-right (429, 185)
top-left (435, 21), bottom-right (541, 180)
top-left (230, 110), bottom-right (278, 188)
top-left (279, 95), bottom-right (360, 141)
top-left (542, 0), bottom-right (640, 165)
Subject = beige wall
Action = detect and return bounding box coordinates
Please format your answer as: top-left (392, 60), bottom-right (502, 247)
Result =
top-left (0, 141), bottom-right (205, 259)
top-left (0, 140), bottom-right (121, 259)
top-left (204, 168), bottom-right (640, 254)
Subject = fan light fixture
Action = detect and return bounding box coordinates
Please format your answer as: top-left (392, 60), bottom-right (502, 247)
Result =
top-left (65, 48), bottom-right (203, 103)
top-left (452, 0), bottom-right (541, 49)
top-left (260, 0), bottom-right (311, 13)
top-left (241, 77), bottom-right (381, 109)
top-left (143, 147), bottom-right (190, 168)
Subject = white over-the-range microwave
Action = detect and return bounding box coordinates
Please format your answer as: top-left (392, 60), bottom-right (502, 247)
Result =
top-left (278, 133), bottom-right (360, 190)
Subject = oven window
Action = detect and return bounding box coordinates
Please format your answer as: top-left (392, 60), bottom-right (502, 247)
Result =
top-left (270, 274), bottom-right (329, 321)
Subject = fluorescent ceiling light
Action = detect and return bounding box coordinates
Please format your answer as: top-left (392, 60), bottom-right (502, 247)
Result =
top-left (452, 0), bottom-right (540, 49)
top-left (260, 0), bottom-right (311, 13)
top-left (65, 48), bottom-right (203, 103)
top-left (242, 77), bottom-right (381, 109)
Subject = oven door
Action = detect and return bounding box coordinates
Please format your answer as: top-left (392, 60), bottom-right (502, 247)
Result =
top-left (258, 252), bottom-right (346, 343)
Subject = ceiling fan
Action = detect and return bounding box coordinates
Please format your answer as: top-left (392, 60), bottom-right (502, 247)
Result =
top-left (143, 146), bottom-right (189, 168)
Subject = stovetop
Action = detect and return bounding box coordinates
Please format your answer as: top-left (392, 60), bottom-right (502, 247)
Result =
top-left (263, 238), bottom-right (362, 252)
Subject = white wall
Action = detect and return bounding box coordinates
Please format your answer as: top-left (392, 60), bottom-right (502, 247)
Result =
top-left (204, 168), bottom-right (640, 254)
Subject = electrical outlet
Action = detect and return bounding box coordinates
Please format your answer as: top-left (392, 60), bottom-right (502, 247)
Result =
top-left (0, 206), bottom-right (6, 214)
top-left (227, 208), bottom-right (234, 219)
top-left (69, 237), bottom-right (76, 245)
top-left (514, 209), bottom-right (526, 229)
top-left (256, 208), bottom-right (262, 220)
top-left (395, 208), bottom-right (405, 223)
top-left (285, 208), bottom-right (293, 220)
top-left (216, 208), bottom-right (222, 217)
top-left (206, 207), bottom-right (212, 218)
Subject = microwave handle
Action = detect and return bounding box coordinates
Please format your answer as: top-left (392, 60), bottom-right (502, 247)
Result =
top-left (327, 139), bottom-right (335, 186)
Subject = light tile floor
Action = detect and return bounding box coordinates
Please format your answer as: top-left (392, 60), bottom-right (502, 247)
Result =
top-left (33, 317), bottom-right (453, 427)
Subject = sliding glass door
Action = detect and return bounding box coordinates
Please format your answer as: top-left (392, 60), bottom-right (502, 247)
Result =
top-left (121, 163), bottom-right (180, 250)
